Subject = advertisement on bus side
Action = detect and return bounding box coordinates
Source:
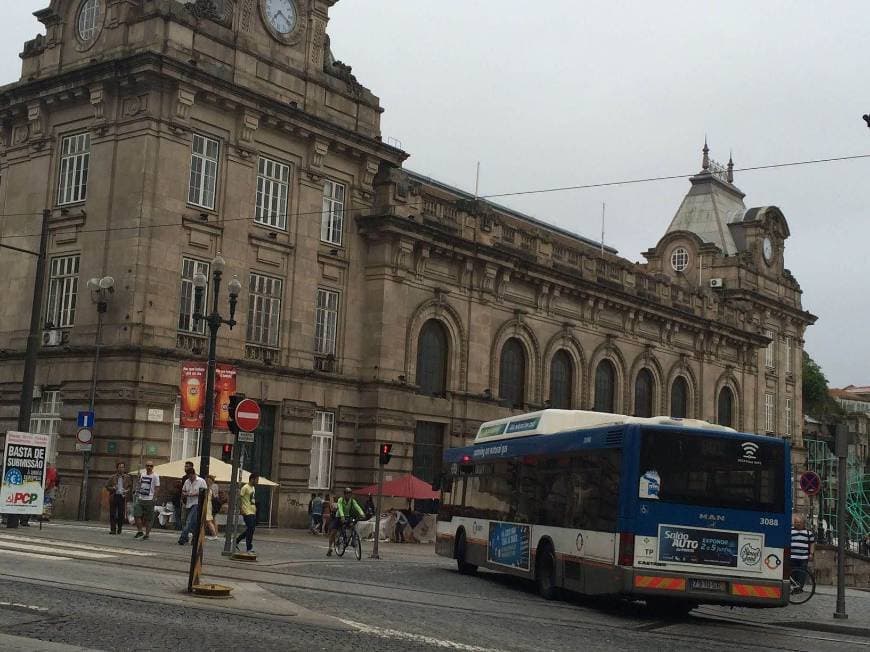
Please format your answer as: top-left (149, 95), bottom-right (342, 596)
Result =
top-left (487, 521), bottom-right (531, 571)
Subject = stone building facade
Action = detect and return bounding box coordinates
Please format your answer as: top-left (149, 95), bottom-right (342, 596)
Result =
top-left (0, 0), bottom-right (816, 526)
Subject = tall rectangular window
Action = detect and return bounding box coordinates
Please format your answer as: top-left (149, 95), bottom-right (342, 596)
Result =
top-left (178, 258), bottom-right (209, 334)
top-left (785, 398), bottom-right (793, 437)
top-left (412, 421), bottom-right (445, 484)
top-left (57, 133), bottom-right (90, 205)
top-left (46, 254), bottom-right (80, 328)
top-left (764, 329), bottom-right (776, 369)
top-left (171, 398), bottom-right (202, 461)
top-left (785, 336), bottom-right (793, 374)
top-left (246, 273), bottom-right (282, 347)
top-left (309, 411), bottom-right (334, 490)
top-left (30, 390), bottom-right (62, 464)
top-left (188, 134), bottom-right (219, 209)
top-left (255, 157), bottom-right (290, 230)
top-left (314, 289), bottom-right (339, 355)
top-left (321, 179), bottom-right (345, 246)
top-left (765, 392), bottom-right (775, 432)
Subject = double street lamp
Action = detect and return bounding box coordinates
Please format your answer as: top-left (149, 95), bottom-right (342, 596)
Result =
top-left (187, 254), bottom-right (240, 592)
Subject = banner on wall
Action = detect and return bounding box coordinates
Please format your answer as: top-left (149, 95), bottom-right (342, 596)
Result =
top-left (1, 431), bottom-right (49, 515)
top-left (179, 361), bottom-right (237, 430)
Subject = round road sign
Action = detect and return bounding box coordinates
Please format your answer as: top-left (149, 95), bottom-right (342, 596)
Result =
top-left (799, 471), bottom-right (821, 496)
top-left (76, 428), bottom-right (93, 445)
top-left (235, 398), bottom-right (261, 433)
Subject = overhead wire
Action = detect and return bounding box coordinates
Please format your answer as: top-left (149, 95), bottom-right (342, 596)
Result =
top-left (0, 151), bottom-right (868, 241)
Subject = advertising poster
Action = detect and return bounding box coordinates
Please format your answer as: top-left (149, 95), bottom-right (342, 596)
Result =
top-left (214, 363), bottom-right (237, 431)
top-left (180, 361), bottom-right (208, 428)
top-left (658, 525), bottom-right (739, 568)
top-left (1, 432), bottom-right (49, 515)
top-left (487, 521), bottom-right (531, 570)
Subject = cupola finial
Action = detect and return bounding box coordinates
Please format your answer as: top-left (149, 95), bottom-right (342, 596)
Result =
top-left (702, 137), bottom-right (710, 171)
top-left (727, 151), bottom-right (734, 183)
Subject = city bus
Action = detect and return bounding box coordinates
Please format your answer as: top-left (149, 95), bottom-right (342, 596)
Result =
top-left (435, 410), bottom-right (791, 612)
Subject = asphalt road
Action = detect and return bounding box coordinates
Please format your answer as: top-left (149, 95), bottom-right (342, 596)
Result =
top-left (0, 524), bottom-right (867, 652)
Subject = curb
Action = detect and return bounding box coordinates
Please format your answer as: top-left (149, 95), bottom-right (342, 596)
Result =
top-left (771, 620), bottom-right (870, 638)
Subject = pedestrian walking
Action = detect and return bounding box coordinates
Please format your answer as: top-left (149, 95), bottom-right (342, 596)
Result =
top-left (105, 462), bottom-right (131, 535)
top-left (790, 514), bottom-right (815, 591)
top-left (205, 475), bottom-right (219, 539)
top-left (311, 493), bottom-right (324, 534)
top-left (171, 480), bottom-right (183, 530)
top-left (178, 465), bottom-right (207, 545)
top-left (176, 461), bottom-right (194, 531)
top-left (364, 494), bottom-right (375, 519)
top-left (322, 495), bottom-right (333, 536)
top-left (235, 474), bottom-right (259, 553)
top-left (133, 461), bottom-right (160, 540)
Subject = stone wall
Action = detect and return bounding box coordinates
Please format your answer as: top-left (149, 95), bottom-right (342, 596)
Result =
top-left (813, 545), bottom-right (870, 588)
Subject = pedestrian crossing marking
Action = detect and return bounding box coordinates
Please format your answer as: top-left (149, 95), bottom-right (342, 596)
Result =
top-left (0, 549), bottom-right (72, 561)
top-left (0, 534), bottom-right (158, 560)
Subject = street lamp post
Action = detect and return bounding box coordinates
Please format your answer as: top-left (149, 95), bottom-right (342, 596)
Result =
top-left (78, 276), bottom-right (114, 521)
top-left (188, 254), bottom-right (241, 592)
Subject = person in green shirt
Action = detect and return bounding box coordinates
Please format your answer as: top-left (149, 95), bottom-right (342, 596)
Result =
top-left (234, 473), bottom-right (259, 553)
top-left (327, 488), bottom-right (366, 556)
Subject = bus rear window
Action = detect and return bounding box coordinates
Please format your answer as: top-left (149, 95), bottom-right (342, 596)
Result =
top-left (639, 430), bottom-right (785, 513)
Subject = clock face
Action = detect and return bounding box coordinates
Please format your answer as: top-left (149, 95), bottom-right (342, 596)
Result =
top-left (264, 0), bottom-right (298, 35)
top-left (762, 237), bottom-right (773, 263)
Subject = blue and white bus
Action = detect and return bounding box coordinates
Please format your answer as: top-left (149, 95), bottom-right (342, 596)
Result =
top-left (435, 410), bottom-right (791, 611)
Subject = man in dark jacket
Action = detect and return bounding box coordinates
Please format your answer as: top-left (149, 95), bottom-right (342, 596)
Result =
top-left (104, 462), bottom-right (132, 534)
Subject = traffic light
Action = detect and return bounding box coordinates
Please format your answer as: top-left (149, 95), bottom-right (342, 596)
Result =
top-left (221, 443), bottom-right (233, 464)
top-left (227, 393), bottom-right (243, 435)
top-left (379, 443), bottom-right (392, 465)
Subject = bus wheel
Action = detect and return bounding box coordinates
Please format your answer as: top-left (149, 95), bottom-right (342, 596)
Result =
top-left (535, 542), bottom-right (560, 600)
top-left (456, 531), bottom-right (477, 575)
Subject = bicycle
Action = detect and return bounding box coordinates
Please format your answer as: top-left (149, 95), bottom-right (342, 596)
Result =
top-left (334, 518), bottom-right (362, 560)
top-left (787, 565), bottom-right (816, 605)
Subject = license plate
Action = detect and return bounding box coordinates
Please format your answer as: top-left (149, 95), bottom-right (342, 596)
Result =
top-left (689, 578), bottom-right (727, 592)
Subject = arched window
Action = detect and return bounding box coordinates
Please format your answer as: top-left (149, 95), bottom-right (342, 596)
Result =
top-left (634, 368), bottom-right (655, 417)
top-left (499, 338), bottom-right (526, 408)
top-left (549, 350), bottom-right (573, 409)
top-left (594, 359), bottom-right (616, 413)
top-left (670, 376), bottom-right (689, 419)
top-left (718, 386), bottom-right (734, 427)
top-left (416, 319), bottom-right (448, 396)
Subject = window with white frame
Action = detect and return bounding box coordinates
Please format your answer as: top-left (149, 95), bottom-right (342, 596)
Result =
top-left (178, 257), bottom-right (209, 334)
top-left (308, 410), bottom-right (334, 490)
top-left (57, 133), bottom-right (90, 205)
top-left (670, 247), bottom-right (689, 272)
top-left (77, 0), bottom-right (103, 42)
top-left (171, 397), bottom-right (202, 461)
top-left (30, 390), bottom-right (62, 464)
top-left (785, 398), bottom-right (793, 436)
top-left (764, 329), bottom-right (776, 369)
top-left (46, 255), bottom-right (80, 328)
top-left (255, 157), bottom-right (290, 230)
top-left (765, 392), bottom-right (775, 432)
top-left (247, 273), bottom-right (282, 347)
top-left (188, 134), bottom-right (219, 209)
top-left (314, 289), bottom-right (339, 355)
top-left (785, 336), bottom-right (793, 374)
top-left (321, 180), bottom-right (345, 245)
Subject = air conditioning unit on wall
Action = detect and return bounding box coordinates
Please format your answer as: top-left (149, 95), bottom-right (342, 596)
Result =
top-left (710, 278), bottom-right (724, 289)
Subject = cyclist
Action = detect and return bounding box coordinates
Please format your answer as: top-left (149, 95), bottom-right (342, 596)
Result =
top-left (327, 488), bottom-right (366, 556)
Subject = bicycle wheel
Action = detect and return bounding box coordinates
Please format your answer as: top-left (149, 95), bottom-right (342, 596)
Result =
top-left (352, 529), bottom-right (362, 560)
top-left (788, 568), bottom-right (815, 605)
top-left (335, 529), bottom-right (348, 557)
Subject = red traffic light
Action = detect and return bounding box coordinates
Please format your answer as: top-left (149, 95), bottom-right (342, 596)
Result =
top-left (221, 443), bottom-right (233, 463)
top-left (379, 443), bottom-right (392, 465)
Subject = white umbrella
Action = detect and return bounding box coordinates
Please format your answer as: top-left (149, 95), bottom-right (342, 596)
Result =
top-left (132, 456), bottom-right (278, 486)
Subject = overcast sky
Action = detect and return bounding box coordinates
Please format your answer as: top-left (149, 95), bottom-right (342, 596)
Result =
top-left (4, 1), bottom-right (867, 387)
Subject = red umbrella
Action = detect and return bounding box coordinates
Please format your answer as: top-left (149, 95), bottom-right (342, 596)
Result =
top-left (355, 473), bottom-right (439, 500)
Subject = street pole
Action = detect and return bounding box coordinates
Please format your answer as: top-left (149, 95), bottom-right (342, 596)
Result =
top-left (222, 438), bottom-right (243, 556)
top-left (370, 461), bottom-right (385, 559)
top-left (77, 309), bottom-right (102, 521)
top-left (186, 256), bottom-right (240, 592)
top-left (7, 209), bottom-right (50, 529)
top-left (834, 426), bottom-right (848, 619)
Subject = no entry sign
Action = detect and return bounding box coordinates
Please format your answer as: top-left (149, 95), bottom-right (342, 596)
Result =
top-left (234, 399), bottom-right (261, 433)
top-left (799, 471), bottom-right (821, 496)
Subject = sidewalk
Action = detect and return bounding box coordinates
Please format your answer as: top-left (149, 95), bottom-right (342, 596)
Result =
top-left (702, 584), bottom-right (870, 638)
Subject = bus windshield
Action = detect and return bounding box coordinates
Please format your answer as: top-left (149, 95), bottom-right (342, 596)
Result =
top-left (639, 429), bottom-right (785, 513)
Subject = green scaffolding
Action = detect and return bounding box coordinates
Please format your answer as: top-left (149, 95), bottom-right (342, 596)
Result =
top-left (805, 438), bottom-right (869, 546)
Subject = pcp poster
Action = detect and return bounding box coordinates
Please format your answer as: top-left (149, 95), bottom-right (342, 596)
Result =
top-left (1, 431), bottom-right (49, 515)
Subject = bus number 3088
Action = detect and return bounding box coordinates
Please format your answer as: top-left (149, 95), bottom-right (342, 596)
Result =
top-left (760, 518), bottom-right (779, 526)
